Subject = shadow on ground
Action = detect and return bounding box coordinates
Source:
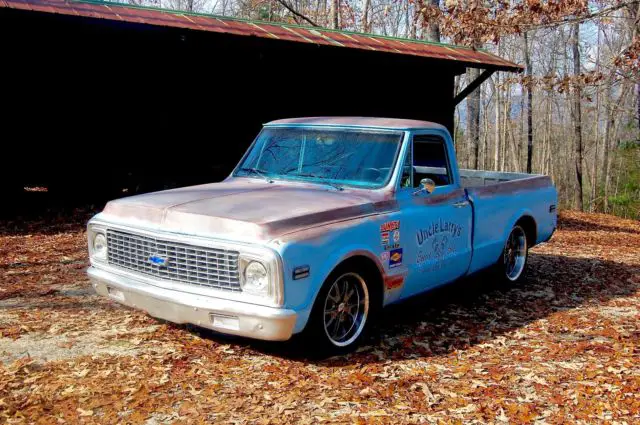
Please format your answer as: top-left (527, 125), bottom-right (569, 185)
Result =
top-left (558, 214), bottom-right (640, 235)
top-left (185, 252), bottom-right (639, 363)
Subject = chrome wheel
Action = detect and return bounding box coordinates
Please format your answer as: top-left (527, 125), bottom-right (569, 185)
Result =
top-left (504, 225), bottom-right (527, 281)
top-left (323, 272), bottom-right (369, 347)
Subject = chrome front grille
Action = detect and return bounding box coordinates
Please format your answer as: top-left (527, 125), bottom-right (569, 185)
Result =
top-left (106, 229), bottom-right (241, 291)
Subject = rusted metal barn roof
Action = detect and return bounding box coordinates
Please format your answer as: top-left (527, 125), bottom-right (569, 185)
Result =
top-left (0, 0), bottom-right (523, 72)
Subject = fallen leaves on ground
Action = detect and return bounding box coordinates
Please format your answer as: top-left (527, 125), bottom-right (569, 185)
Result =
top-left (0, 210), bottom-right (638, 423)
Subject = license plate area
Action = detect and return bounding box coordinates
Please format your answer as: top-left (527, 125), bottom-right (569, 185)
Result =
top-left (210, 313), bottom-right (240, 331)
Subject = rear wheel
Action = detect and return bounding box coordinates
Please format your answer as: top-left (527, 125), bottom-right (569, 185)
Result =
top-left (497, 224), bottom-right (529, 284)
top-left (303, 265), bottom-right (378, 355)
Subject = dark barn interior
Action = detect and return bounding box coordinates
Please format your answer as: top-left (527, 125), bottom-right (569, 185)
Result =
top-left (0, 0), bottom-right (521, 213)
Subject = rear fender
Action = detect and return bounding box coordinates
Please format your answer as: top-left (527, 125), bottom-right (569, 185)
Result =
top-left (501, 209), bottom-right (535, 254)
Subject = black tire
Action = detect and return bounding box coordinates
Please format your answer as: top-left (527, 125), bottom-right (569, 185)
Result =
top-left (493, 224), bottom-right (529, 285)
top-left (302, 262), bottom-right (380, 356)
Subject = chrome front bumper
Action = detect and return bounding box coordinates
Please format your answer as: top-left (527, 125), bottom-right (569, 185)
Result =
top-left (88, 267), bottom-right (297, 341)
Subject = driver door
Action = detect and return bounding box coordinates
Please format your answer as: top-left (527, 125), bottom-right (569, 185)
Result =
top-left (397, 133), bottom-right (473, 298)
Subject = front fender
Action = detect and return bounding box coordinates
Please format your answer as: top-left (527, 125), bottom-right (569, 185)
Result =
top-left (274, 208), bottom-right (401, 333)
top-left (280, 239), bottom-right (384, 334)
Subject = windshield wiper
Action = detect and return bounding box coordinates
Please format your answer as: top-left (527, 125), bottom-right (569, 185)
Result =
top-left (293, 173), bottom-right (344, 191)
top-left (238, 167), bottom-right (273, 182)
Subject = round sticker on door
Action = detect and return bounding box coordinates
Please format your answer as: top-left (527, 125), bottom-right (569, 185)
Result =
top-left (393, 230), bottom-right (400, 243)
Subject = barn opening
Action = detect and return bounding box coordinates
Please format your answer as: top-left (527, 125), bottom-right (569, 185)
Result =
top-left (0, 0), bottom-right (522, 212)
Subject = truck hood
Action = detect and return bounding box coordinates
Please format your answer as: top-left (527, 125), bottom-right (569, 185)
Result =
top-left (101, 178), bottom-right (395, 242)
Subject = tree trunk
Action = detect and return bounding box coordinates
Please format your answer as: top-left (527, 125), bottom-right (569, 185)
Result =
top-left (637, 82), bottom-right (640, 135)
top-left (466, 67), bottom-right (481, 169)
top-left (629, 1), bottom-right (640, 144)
top-left (404, 0), bottom-right (410, 38)
top-left (330, 0), bottom-right (339, 29)
top-left (361, 0), bottom-right (370, 32)
top-left (426, 0), bottom-right (440, 42)
top-left (590, 27), bottom-right (601, 212)
top-left (482, 86), bottom-right (489, 169)
top-left (409, 2), bottom-right (419, 39)
top-left (523, 31), bottom-right (534, 174)
top-left (508, 118), bottom-right (520, 171)
top-left (603, 100), bottom-right (613, 213)
top-left (544, 95), bottom-right (552, 177)
top-left (494, 42), bottom-right (502, 171)
top-left (518, 83), bottom-right (525, 169)
top-left (571, 22), bottom-right (584, 211)
top-left (501, 87), bottom-right (509, 171)
top-left (494, 74), bottom-right (500, 171)
top-left (453, 75), bottom-right (461, 158)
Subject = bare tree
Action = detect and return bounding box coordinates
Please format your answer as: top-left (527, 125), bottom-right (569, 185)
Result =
top-left (466, 68), bottom-right (481, 170)
top-left (571, 22), bottom-right (584, 211)
top-left (523, 31), bottom-right (533, 174)
top-left (426, 0), bottom-right (440, 42)
top-left (330, 0), bottom-right (339, 29)
top-left (361, 0), bottom-right (370, 32)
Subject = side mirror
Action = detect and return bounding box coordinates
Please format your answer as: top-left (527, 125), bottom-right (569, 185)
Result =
top-left (413, 178), bottom-right (436, 196)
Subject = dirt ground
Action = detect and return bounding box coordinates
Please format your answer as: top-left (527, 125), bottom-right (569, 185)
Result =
top-left (1, 210), bottom-right (639, 424)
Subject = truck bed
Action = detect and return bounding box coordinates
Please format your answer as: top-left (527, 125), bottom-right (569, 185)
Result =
top-left (462, 169), bottom-right (556, 276)
top-left (416, 166), bottom-right (551, 192)
top-left (460, 169), bottom-right (541, 187)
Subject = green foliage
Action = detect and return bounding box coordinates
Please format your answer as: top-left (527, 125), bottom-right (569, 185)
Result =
top-left (609, 193), bottom-right (633, 207)
top-left (608, 143), bottom-right (640, 220)
top-left (258, 5), bottom-right (271, 20)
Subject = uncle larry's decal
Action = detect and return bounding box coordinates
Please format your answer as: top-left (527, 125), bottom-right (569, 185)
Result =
top-left (416, 219), bottom-right (463, 245)
top-left (416, 219), bottom-right (463, 272)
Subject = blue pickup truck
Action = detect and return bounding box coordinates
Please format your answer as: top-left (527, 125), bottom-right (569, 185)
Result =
top-left (87, 117), bottom-right (557, 353)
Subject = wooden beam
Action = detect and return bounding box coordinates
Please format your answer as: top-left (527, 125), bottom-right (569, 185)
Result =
top-left (453, 69), bottom-right (495, 106)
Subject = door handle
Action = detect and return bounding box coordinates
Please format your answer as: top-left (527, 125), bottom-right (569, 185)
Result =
top-left (453, 200), bottom-right (469, 208)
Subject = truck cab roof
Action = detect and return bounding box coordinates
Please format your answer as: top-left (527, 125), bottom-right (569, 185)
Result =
top-left (265, 117), bottom-right (448, 131)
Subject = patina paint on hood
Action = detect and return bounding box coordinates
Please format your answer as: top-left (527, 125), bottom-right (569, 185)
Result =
top-left (101, 178), bottom-right (396, 241)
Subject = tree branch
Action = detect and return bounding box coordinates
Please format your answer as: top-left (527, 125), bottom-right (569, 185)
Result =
top-left (527, 0), bottom-right (640, 30)
top-left (273, 0), bottom-right (319, 27)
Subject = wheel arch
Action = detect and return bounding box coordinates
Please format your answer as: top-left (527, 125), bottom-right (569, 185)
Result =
top-left (325, 253), bottom-right (385, 310)
top-left (501, 209), bottom-right (537, 249)
top-left (302, 251), bottom-right (385, 333)
top-left (514, 215), bottom-right (537, 248)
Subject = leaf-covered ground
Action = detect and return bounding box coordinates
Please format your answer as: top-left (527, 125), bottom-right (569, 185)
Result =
top-left (1, 211), bottom-right (638, 424)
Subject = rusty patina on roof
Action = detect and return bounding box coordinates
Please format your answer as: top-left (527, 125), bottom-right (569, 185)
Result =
top-left (267, 117), bottom-right (448, 130)
top-left (0, 0), bottom-right (523, 72)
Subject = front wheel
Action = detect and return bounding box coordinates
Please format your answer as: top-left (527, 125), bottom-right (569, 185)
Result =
top-left (302, 266), bottom-right (377, 355)
top-left (497, 224), bottom-right (529, 284)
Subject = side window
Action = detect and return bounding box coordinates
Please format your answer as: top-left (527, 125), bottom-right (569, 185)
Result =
top-left (412, 135), bottom-right (451, 187)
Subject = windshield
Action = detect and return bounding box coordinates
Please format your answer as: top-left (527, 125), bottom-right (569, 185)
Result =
top-left (234, 127), bottom-right (404, 188)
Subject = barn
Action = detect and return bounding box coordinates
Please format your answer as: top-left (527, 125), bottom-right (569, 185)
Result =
top-left (0, 0), bottom-right (522, 201)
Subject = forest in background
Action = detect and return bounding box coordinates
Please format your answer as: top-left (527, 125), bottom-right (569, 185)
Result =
top-left (120, 0), bottom-right (639, 219)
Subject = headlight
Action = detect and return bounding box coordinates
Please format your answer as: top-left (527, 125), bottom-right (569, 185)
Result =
top-left (241, 260), bottom-right (269, 296)
top-left (90, 230), bottom-right (107, 261)
top-left (237, 250), bottom-right (282, 305)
